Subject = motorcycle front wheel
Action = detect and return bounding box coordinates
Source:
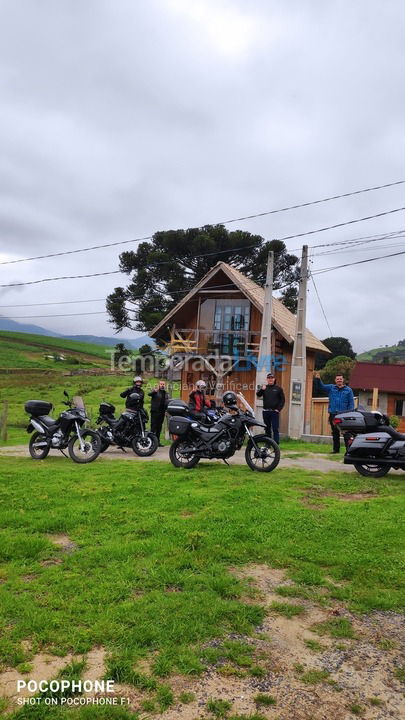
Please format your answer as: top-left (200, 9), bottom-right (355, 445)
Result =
top-left (68, 430), bottom-right (101, 464)
top-left (132, 432), bottom-right (159, 457)
top-left (353, 460), bottom-right (390, 477)
top-left (245, 434), bottom-right (280, 472)
top-left (169, 438), bottom-right (200, 468)
top-left (29, 432), bottom-right (50, 460)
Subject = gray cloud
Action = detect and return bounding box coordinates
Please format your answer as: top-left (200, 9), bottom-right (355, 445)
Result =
top-left (0, 0), bottom-right (404, 350)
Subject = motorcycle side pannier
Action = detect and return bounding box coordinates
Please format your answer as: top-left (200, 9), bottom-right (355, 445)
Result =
top-left (169, 416), bottom-right (192, 435)
top-left (166, 400), bottom-right (189, 417)
top-left (335, 411), bottom-right (381, 432)
top-left (25, 400), bottom-right (53, 417)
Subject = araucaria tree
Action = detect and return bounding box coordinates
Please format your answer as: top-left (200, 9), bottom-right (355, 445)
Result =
top-left (106, 225), bottom-right (300, 333)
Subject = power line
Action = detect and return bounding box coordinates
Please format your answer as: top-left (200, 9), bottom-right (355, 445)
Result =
top-left (0, 298), bottom-right (106, 308)
top-left (309, 272), bottom-right (333, 336)
top-left (3, 205), bottom-right (405, 289)
top-left (277, 206), bottom-right (405, 242)
top-left (1, 178), bottom-right (405, 266)
top-left (312, 248), bottom-right (405, 275)
top-left (1, 311), bottom-right (108, 319)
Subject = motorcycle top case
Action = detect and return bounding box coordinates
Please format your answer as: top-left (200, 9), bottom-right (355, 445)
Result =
top-left (168, 416), bottom-right (192, 435)
top-left (335, 410), bottom-right (381, 432)
top-left (166, 399), bottom-right (189, 417)
top-left (99, 402), bottom-right (115, 415)
top-left (25, 400), bottom-right (53, 417)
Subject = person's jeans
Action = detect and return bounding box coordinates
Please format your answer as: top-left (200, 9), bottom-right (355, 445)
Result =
top-left (329, 412), bottom-right (341, 452)
top-left (151, 410), bottom-right (165, 441)
top-left (263, 410), bottom-right (280, 444)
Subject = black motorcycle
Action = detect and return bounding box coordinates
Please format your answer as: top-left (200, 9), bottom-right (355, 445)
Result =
top-left (96, 396), bottom-right (158, 457)
top-left (25, 391), bottom-right (101, 463)
top-left (166, 392), bottom-right (280, 472)
top-left (334, 409), bottom-right (405, 477)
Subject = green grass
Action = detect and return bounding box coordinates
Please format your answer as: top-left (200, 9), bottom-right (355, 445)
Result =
top-left (0, 457), bottom-right (404, 718)
top-left (310, 617), bottom-right (356, 639)
top-left (206, 698), bottom-right (232, 717)
top-left (394, 665), bottom-right (405, 683)
top-left (268, 601), bottom-right (305, 618)
top-left (300, 668), bottom-right (330, 684)
top-left (254, 693), bottom-right (276, 706)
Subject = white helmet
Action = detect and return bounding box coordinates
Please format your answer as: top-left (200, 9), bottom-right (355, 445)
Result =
top-left (196, 380), bottom-right (206, 390)
top-left (133, 376), bottom-right (143, 384)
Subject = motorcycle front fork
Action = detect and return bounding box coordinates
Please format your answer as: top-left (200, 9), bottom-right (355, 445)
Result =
top-left (75, 421), bottom-right (85, 451)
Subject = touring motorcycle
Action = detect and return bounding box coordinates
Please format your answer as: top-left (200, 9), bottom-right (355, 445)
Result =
top-left (167, 391), bottom-right (280, 472)
top-left (95, 393), bottom-right (158, 456)
top-left (333, 409), bottom-right (405, 477)
top-left (25, 391), bottom-right (101, 463)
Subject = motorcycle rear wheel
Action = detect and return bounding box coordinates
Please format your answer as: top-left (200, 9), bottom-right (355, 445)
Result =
top-left (68, 430), bottom-right (101, 464)
top-left (353, 461), bottom-right (390, 477)
top-left (132, 432), bottom-right (159, 457)
top-left (245, 434), bottom-right (280, 472)
top-left (29, 432), bottom-right (50, 460)
top-left (169, 438), bottom-right (200, 468)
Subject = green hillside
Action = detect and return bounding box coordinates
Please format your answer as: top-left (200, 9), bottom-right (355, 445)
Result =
top-left (357, 342), bottom-right (405, 364)
top-left (0, 331), bottom-right (116, 369)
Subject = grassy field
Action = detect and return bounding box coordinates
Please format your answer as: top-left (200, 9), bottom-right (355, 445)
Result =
top-left (0, 457), bottom-right (404, 718)
top-left (0, 332), bottom-right (117, 369)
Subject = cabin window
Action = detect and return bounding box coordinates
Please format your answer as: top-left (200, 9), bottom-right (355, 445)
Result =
top-left (395, 398), bottom-right (405, 416)
top-left (212, 300), bottom-right (250, 356)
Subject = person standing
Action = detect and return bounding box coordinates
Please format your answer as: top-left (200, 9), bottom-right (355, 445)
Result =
top-left (256, 373), bottom-right (285, 444)
top-left (148, 380), bottom-right (170, 446)
top-left (120, 376), bottom-right (145, 409)
top-left (314, 372), bottom-right (354, 453)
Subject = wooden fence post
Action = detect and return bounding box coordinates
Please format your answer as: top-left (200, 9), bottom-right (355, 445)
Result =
top-left (0, 401), bottom-right (8, 442)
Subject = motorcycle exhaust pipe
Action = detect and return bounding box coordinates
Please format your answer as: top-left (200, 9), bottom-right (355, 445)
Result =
top-left (343, 456), bottom-right (394, 466)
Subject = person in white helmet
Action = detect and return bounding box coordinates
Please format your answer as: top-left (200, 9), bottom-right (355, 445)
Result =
top-left (189, 379), bottom-right (211, 421)
top-left (120, 376), bottom-right (145, 409)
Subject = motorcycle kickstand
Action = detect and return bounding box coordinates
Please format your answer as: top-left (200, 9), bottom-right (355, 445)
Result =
top-left (118, 446), bottom-right (127, 453)
top-left (59, 449), bottom-right (69, 459)
top-left (222, 458), bottom-right (230, 466)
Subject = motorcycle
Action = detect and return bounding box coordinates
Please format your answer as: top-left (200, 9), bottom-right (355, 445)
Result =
top-left (96, 396), bottom-right (158, 457)
top-left (25, 391), bottom-right (101, 463)
top-left (166, 392), bottom-right (280, 472)
top-left (333, 409), bottom-right (405, 477)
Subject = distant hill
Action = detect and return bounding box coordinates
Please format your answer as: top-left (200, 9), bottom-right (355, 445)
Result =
top-left (64, 334), bottom-right (154, 349)
top-left (0, 331), bottom-right (116, 369)
top-left (357, 342), bottom-right (405, 364)
top-left (0, 316), bottom-right (152, 350)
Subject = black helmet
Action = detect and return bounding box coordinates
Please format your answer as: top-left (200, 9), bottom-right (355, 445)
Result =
top-left (223, 391), bottom-right (237, 407)
top-left (128, 392), bottom-right (141, 406)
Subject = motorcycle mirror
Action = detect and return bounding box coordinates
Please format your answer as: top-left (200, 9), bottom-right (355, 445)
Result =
top-left (63, 390), bottom-right (69, 398)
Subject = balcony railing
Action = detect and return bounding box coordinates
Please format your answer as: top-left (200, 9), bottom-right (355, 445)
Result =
top-left (167, 328), bottom-right (260, 357)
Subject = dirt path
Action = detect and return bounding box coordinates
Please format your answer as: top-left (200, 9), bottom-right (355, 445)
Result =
top-left (0, 444), bottom-right (354, 472)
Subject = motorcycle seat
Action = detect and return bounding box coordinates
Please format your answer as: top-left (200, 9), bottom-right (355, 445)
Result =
top-left (38, 415), bottom-right (58, 427)
top-left (380, 425), bottom-right (405, 441)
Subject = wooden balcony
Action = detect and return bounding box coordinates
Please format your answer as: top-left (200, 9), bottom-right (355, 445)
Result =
top-left (167, 328), bottom-right (260, 357)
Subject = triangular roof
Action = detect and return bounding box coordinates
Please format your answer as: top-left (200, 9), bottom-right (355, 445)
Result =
top-left (149, 261), bottom-right (330, 353)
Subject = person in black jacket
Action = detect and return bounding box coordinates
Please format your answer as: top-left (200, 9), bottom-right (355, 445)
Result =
top-left (120, 376), bottom-right (145, 409)
top-left (148, 380), bottom-right (170, 446)
top-left (256, 373), bottom-right (285, 444)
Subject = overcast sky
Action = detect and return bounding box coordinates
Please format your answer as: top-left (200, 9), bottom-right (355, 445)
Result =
top-left (0, 0), bottom-right (404, 352)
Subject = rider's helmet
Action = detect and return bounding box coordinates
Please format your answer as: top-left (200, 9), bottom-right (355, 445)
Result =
top-left (196, 380), bottom-right (206, 390)
top-left (128, 392), bottom-right (142, 407)
top-left (133, 376), bottom-right (143, 384)
top-left (223, 391), bottom-right (237, 407)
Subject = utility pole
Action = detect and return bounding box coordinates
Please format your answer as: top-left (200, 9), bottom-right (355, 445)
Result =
top-left (255, 251), bottom-right (273, 418)
top-left (288, 245), bottom-right (309, 439)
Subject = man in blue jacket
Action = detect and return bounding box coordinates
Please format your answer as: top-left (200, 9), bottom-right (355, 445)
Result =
top-left (315, 372), bottom-right (354, 453)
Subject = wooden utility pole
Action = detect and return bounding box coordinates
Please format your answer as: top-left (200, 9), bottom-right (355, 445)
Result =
top-left (255, 252), bottom-right (274, 417)
top-left (288, 245), bottom-right (309, 438)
